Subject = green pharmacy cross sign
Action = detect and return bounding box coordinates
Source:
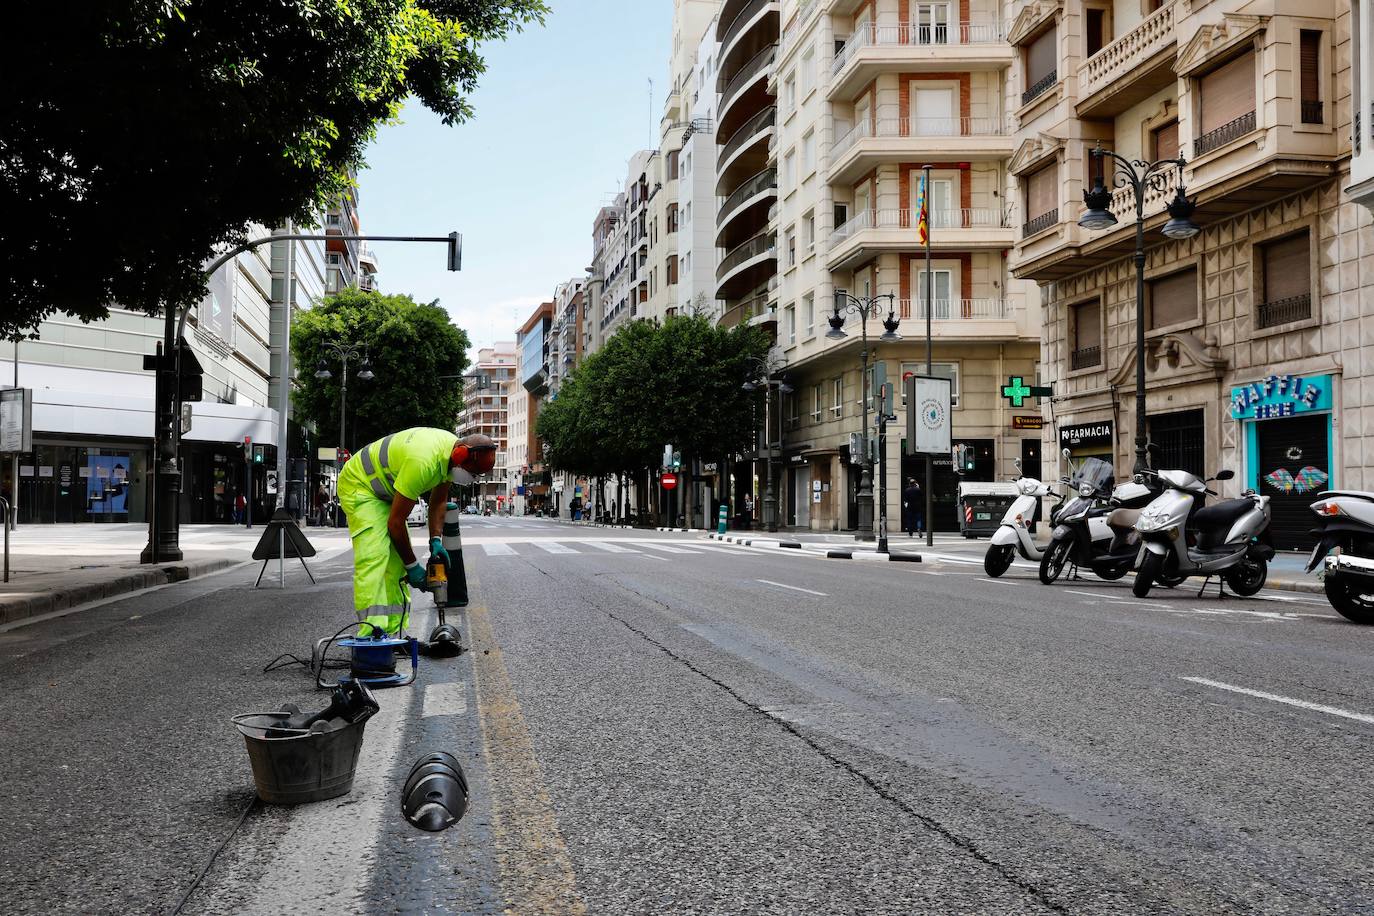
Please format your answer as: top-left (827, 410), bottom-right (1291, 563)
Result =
top-left (1001, 376), bottom-right (1052, 407)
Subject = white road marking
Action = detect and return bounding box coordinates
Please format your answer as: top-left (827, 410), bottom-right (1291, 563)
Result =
top-left (1181, 676), bottom-right (1374, 725)
top-left (480, 542), bottom-right (517, 556)
top-left (756, 579), bottom-right (828, 597)
top-left (585, 541), bottom-right (640, 553)
top-left (640, 543), bottom-right (699, 554)
top-left (534, 541), bottom-right (579, 554)
top-left (422, 681), bottom-right (469, 718)
top-left (978, 578), bottom-right (1018, 586)
top-left (639, 554), bottom-right (670, 561)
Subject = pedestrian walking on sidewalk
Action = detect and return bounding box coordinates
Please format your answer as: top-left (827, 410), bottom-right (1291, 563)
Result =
top-left (902, 478), bottom-right (924, 536)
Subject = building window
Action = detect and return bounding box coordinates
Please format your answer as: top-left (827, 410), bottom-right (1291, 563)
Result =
top-left (666, 203), bottom-right (679, 233)
top-left (783, 150), bottom-right (796, 190)
top-left (1022, 162), bottom-right (1058, 236)
top-left (666, 149), bottom-right (680, 180)
top-left (802, 293), bottom-right (814, 337)
top-left (1146, 267), bottom-right (1198, 330)
top-left (786, 305), bottom-right (796, 344)
top-left (1196, 51), bottom-right (1256, 154)
top-left (811, 383), bottom-right (824, 421)
top-left (834, 202), bottom-right (849, 229)
top-left (1022, 27), bottom-right (1058, 105)
top-left (784, 74), bottom-right (797, 113)
top-left (831, 378), bottom-right (844, 417)
top-left (786, 228), bottom-right (796, 267)
top-left (800, 46), bottom-right (816, 96)
top-left (802, 211), bottom-right (815, 249)
top-left (1300, 30), bottom-right (1323, 124)
top-left (915, 3), bottom-right (951, 45)
top-left (666, 256), bottom-right (678, 286)
top-left (1085, 6), bottom-right (1110, 57)
top-left (1071, 299), bottom-right (1103, 369)
top-left (1151, 119), bottom-right (1179, 160)
top-left (1257, 230), bottom-right (1312, 327)
top-left (915, 269), bottom-right (953, 318)
top-left (801, 131), bottom-right (816, 175)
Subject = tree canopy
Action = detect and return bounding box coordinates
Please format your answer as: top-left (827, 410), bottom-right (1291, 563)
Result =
top-left (537, 315), bottom-right (770, 477)
top-left (0, 0), bottom-right (547, 339)
top-left (291, 288), bottom-right (470, 451)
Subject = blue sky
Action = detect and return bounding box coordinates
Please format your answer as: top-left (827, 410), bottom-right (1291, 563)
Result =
top-left (358, 0), bottom-right (674, 354)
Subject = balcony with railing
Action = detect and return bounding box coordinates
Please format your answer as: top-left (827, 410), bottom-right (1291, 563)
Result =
top-left (829, 20), bottom-right (1010, 100)
top-left (1076, 2), bottom-right (1177, 118)
top-left (1256, 294), bottom-right (1312, 329)
top-left (719, 0), bottom-right (776, 67)
top-left (1071, 345), bottom-right (1102, 370)
top-left (716, 232), bottom-right (776, 300)
top-left (827, 208), bottom-right (1012, 269)
top-left (892, 298), bottom-right (1018, 338)
top-left (829, 117), bottom-right (1013, 182)
top-left (1021, 70), bottom-right (1057, 107)
top-left (779, 0), bottom-right (817, 57)
top-left (717, 292), bottom-right (774, 329)
top-left (717, 106), bottom-right (776, 185)
top-left (1194, 110), bottom-right (1257, 156)
top-left (716, 167), bottom-right (777, 246)
top-left (1021, 209), bottom-right (1058, 238)
top-left (718, 44), bottom-right (777, 130)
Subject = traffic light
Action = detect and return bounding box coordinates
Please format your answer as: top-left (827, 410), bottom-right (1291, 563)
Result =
top-left (952, 444), bottom-right (976, 474)
top-left (253, 445), bottom-right (265, 464)
top-left (671, 451), bottom-right (682, 471)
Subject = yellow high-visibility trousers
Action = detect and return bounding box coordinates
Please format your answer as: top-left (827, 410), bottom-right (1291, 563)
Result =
top-left (339, 476), bottom-right (409, 637)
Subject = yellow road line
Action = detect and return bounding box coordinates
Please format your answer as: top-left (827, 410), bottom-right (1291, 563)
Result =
top-left (467, 571), bottom-right (587, 915)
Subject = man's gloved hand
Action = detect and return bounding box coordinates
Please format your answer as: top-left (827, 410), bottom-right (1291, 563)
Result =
top-left (405, 561), bottom-right (426, 588)
top-left (429, 536), bottom-right (451, 568)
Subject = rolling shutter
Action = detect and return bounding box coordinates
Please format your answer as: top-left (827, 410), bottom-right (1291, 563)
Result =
top-left (1026, 164), bottom-right (1058, 220)
top-left (1152, 120), bottom-right (1179, 160)
top-left (1262, 232), bottom-right (1310, 303)
top-left (1199, 52), bottom-right (1255, 133)
top-left (1027, 28), bottom-right (1057, 85)
top-left (1147, 268), bottom-right (1197, 329)
top-left (1073, 300), bottom-right (1101, 350)
top-left (1300, 31), bottom-right (1320, 103)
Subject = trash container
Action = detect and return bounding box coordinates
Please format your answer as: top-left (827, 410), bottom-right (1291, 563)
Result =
top-left (232, 680), bottom-right (379, 804)
top-left (956, 482), bottom-right (1019, 539)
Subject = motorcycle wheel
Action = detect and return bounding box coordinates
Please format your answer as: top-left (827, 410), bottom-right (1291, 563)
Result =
top-left (1224, 558), bottom-right (1267, 597)
top-left (1134, 551), bottom-right (1163, 598)
top-left (1096, 564), bottom-right (1128, 581)
top-left (1039, 537), bottom-right (1073, 585)
top-left (1323, 575), bottom-right (1374, 624)
top-left (983, 545), bottom-right (1014, 578)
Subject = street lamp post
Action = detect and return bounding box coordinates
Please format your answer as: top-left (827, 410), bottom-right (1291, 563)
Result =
top-left (1078, 147), bottom-right (1200, 475)
top-left (828, 292), bottom-right (900, 542)
top-left (315, 343), bottom-right (374, 526)
top-left (742, 355), bottom-right (792, 533)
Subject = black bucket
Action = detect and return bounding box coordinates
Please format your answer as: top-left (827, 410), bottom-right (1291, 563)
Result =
top-left (232, 681), bottom-right (379, 804)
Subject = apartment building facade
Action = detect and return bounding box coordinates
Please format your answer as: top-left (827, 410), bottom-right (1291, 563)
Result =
top-left (505, 374), bottom-right (531, 516)
top-left (679, 20), bottom-right (725, 318)
top-left (515, 303), bottom-right (554, 510)
top-left (714, 0), bottom-right (1042, 533)
top-left (1009, 0), bottom-right (1371, 549)
top-left (1351, 0), bottom-right (1373, 212)
top-left (458, 343), bottom-right (517, 510)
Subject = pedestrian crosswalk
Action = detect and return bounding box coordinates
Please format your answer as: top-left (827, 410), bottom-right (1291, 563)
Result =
top-left (473, 539), bottom-right (729, 559)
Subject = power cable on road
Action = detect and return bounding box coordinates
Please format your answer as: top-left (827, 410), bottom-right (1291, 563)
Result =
top-left (167, 794), bottom-right (257, 916)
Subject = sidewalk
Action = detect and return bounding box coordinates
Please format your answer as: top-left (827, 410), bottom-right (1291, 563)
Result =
top-left (0, 522), bottom-right (353, 626)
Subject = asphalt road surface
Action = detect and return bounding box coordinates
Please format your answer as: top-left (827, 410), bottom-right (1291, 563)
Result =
top-left (1, 517), bottom-right (1371, 914)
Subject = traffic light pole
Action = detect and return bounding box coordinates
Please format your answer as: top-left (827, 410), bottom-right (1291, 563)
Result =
top-left (142, 231), bottom-right (461, 564)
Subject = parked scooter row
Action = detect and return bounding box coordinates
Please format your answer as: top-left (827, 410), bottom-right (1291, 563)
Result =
top-left (1306, 491), bottom-right (1374, 623)
top-left (984, 449), bottom-right (1276, 598)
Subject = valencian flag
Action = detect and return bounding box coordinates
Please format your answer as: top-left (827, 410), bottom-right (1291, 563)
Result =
top-left (915, 170), bottom-right (930, 246)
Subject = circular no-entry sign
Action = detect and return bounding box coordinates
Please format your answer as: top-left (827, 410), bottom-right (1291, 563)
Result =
top-left (661, 472), bottom-right (678, 490)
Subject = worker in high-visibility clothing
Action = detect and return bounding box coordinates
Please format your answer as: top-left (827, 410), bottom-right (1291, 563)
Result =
top-left (337, 428), bottom-right (497, 637)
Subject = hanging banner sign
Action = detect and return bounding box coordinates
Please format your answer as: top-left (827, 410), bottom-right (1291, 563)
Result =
top-left (1230, 373), bottom-right (1333, 420)
top-left (906, 375), bottom-right (952, 455)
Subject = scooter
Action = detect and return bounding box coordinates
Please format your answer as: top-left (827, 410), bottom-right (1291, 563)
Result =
top-left (1131, 468), bottom-right (1274, 598)
top-left (1305, 490), bottom-right (1374, 624)
top-left (983, 458), bottom-right (1063, 577)
top-left (1039, 453), bottom-right (1159, 584)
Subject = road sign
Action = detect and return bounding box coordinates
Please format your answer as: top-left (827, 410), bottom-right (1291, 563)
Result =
top-left (1000, 376), bottom-right (1053, 407)
top-left (905, 375), bottom-right (951, 455)
top-left (1012, 415), bottom-right (1045, 430)
top-left (661, 472), bottom-right (678, 490)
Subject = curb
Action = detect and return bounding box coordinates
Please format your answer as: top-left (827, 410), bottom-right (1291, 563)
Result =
top-left (0, 557), bottom-right (246, 627)
top-left (1264, 576), bottom-right (1323, 594)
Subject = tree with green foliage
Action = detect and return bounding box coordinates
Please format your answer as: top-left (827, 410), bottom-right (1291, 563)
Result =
top-left (537, 314), bottom-right (769, 523)
top-left (0, 0), bottom-right (548, 339)
top-left (291, 289), bottom-right (470, 451)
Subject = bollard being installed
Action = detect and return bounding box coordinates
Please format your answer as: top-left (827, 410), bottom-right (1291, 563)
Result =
top-left (717, 504), bottom-right (727, 536)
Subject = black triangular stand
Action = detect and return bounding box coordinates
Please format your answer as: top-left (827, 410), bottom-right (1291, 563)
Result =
top-left (253, 508), bottom-right (318, 587)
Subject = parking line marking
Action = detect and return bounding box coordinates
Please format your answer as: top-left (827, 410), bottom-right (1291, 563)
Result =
top-left (1181, 676), bottom-right (1374, 725)
top-left (422, 681), bottom-right (469, 718)
top-left (756, 579), bottom-right (828, 597)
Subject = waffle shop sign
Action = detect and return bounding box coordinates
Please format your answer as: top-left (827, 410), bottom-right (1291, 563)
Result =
top-left (1230, 374), bottom-right (1330, 420)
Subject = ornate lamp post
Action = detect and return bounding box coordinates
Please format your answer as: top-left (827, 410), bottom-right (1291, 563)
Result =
top-left (1078, 147), bottom-right (1200, 475)
top-left (742, 354), bottom-right (792, 532)
top-left (315, 341), bottom-right (374, 526)
top-left (827, 291), bottom-right (900, 541)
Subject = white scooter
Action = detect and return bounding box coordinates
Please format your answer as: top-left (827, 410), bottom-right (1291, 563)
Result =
top-left (1306, 490), bottom-right (1374, 624)
top-left (983, 457), bottom-right (1067, 577)
top-left (1132, 468), bottom-right (1274, 598)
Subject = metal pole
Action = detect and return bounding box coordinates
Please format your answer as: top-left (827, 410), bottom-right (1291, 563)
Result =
top-left (275, 221), bottom-right (294, 511)
top-left (763, 381), bottom-right (777, 532)
top-left (857, 311), bottom-right (874, 541)
top-left (340, 354), bottom-right (349, 459)
top-left (279, 526), bottom-right (285, 588)
top-left (1133, 206), bottom-right (1149, 475)
top-left (923, 163), bottom-right (935, 549)
top-left (877, 393), bottom-right (889, 554)
top-left (1, 497), bottom-right (9, 581)
top-left (10, 340), bottom-right (17, 531)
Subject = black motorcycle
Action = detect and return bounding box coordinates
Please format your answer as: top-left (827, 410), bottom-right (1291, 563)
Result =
top-left (1305, 491), bottom-right (1374, 624)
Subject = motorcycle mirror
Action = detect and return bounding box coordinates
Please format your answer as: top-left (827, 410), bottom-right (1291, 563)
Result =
top-left (1013, 457), bottom-right (1022, 471)
top-left (1061, 448), bottom-right (1072, 459)
top-left (1214, 469), bottom-right (1235, 481)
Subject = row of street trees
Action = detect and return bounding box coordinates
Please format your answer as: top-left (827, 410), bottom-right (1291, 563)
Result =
top-left (536, 315), bottom-right (770, 526)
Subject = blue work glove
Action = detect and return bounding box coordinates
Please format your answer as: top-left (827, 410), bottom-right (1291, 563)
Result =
top-left (429, 537), bottom-right (451, 568)
top-left (404, 561), bottom-right (426, 588)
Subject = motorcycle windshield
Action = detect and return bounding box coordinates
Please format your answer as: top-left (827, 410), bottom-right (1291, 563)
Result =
top-left (1059, 497), bottom-right (1090, 520)
top-left (1072, 458), bottom-right (1114, 493)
